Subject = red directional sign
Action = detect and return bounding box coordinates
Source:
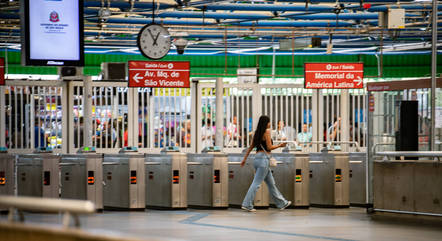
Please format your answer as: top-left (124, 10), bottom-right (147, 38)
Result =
top-left (0, 58), bottom-right (4, 85)
top-left (128, 61), bottom-right (190, 88)
top-left (304, 63), bottom-right (364, 89)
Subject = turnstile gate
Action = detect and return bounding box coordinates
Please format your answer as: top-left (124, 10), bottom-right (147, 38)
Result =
top-left (271, 152), bottom-right (310, 208)
top-left (187, 149), bottom-right (228, 208)
top-left (349, 152), bottom-right (367, 207)
top-left (103, 149), bottom-right (145, 210)
top-left (228, 154), bottom-right (269, 208)
top-left (145, 148), bottom-right (187, 209)
top-left (17, 152), bottom-right (60, 198)
top-left (309, 151), bottom-right (349, 207)
top-left (0, 150), bottom-right (15, 212)
top-left (0, 151), bottom-right (15, 197)
top-left (60, 152), bottom-right (103, 210)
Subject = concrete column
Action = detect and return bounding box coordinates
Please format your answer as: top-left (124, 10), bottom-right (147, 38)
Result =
top-left (341, 90), bottom-right (350, 152)
top-left (83, 76), bottom-right (93, 148)
top-left (191, 80), bottom-right (198, 153)
top-left (0, 86), bottom-right (5, 147)
top-left (215, 77), bottom-right (224, 149)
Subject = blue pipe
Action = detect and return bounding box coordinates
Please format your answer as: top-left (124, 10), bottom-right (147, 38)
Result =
top-left (233, 20), bottom-right (353, 27)
top-left (368, 4), bottom-right (442, 12)
top-left (196, 3), bottom-right (334, 12)
top-left (154, 11), bottom-right (380, 20)
top-left (89, 17), bottom-right (354, 27)
top-left (276, 0), bottom-right (414, 2)
top-left (84, 1), bottom-right (173, 10)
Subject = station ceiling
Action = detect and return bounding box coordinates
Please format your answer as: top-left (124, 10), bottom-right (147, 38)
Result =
top-left (0, 0), bottom-right (441, 56)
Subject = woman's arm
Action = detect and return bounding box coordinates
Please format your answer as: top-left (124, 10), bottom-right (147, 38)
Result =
top-left (240, 140), bottom-right (254, 167)
top-left (265, 129), bottom-right (286, 151)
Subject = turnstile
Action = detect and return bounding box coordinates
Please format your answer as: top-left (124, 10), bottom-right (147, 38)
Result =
top-left (0, 150), bottom-right (15, 213)
top-left (187, 148), bottom-right (228, 208)
top-left (17, 151), bottom-right (60, 198)
top-left (103, 148), bottom-right (145, 210)
top-left (60, 151), bottom-right (103, 210)
top-left (309, 151), bottom-right (349, 207)
top-left (145, 147), bottom-right (187, 209)
top-left (271, 152), bottom-right (310, 208)
top-left (228, 153), bottom-right (269, 208)
top-left (349, 152), bottom-right (367, 207)
top-left (0, 151), bottom-right (16, 196)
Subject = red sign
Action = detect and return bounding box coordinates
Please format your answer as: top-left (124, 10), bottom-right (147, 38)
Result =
top-left (0, 58), bottom-right (4, 85)
top-left (128, 61), bottom-right (190, 88)
top-left (304, 63), bottom-right (364, 89)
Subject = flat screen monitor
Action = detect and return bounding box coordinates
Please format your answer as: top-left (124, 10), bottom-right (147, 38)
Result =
top-left (21, 0), bottom-right (84, 66)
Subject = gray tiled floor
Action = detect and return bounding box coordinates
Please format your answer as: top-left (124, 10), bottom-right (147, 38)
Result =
top-left (2, 207), bottom-right (441, 241)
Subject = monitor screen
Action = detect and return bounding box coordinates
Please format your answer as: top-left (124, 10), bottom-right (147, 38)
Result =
top-left (21, 0), bottom-right (84, 66)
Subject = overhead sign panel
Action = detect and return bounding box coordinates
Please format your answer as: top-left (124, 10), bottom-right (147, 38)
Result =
top-left (128, 61), bottom-right (190, 88)
top-left (21, 0), bottom-right (84, 66)
top-left (304, 63), bottom-right (364, 89)
top-left (0, 58), bottom-right (4, 85)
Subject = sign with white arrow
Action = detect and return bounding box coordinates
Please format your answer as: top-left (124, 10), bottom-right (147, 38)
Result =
top-left (304, 63), bottom-right (364, 89)
top-left (128, 61), bottom-right (190, 88)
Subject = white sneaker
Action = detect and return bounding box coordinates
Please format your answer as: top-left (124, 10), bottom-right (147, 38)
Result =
top-left (280, 201), bottom-right (292, 210)
top-left (241, 206), bottom-right (257, 212)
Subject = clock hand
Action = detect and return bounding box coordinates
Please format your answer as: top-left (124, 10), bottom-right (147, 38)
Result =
top-left (153, 31), bottom-right (161, 46)
top-left (147, 29), bottom-right (157, 45)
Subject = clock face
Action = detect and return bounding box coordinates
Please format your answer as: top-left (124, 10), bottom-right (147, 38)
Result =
top-left (137, 24), bottom-right (171, 60)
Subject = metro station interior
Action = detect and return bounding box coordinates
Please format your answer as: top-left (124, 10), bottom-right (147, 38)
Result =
top-left (0, 0), bottom-right (441, 241)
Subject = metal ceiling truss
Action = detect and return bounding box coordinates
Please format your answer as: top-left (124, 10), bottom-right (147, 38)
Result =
top-left (0, 0), bottom-right (441, 55)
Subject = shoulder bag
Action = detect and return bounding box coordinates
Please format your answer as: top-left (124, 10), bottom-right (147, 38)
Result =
top-left (260, 144), bottom-right (277, 167)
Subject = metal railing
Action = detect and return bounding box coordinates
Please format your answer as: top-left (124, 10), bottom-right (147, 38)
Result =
top-left (0, 195), bottom-right (95, 228)
top-left (374, 151), bottom-right (442, 161)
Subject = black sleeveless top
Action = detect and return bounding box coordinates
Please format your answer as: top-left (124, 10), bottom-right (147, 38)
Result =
top-left (256, 139), bottom-right (272, 152)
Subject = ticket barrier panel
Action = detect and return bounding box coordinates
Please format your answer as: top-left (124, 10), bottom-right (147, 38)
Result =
top-left (145, 147), bottom-right (187, 209)
top-left (0, 150), bottom-right (16, 197)
top-left (60, 150), bottom-right (103, 210)
top-left (103, 148), bottom-right (145, 210)
top-left (17, 150), bottom-right (60, 198)
top-left (309, 151), bottom-right (349, 207)
top-left (187, 147), bottom-right (228, 208)
top-left (228, 153), bottom-right (269, 208)
top-left (349, 152), bottom-right (367, 207)
top-left (271, 152), bottom-right (310, 208)
top-left (0, 149), bottom-right (15, 213)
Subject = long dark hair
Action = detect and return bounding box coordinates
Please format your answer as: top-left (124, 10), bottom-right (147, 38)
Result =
top-left (252, 115), bottom-right (270, 148)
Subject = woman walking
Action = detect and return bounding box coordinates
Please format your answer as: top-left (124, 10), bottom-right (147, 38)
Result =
top-left (240, 115), bottom-right (291, 212)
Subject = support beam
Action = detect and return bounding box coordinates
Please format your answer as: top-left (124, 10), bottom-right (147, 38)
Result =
top-left (215, 77), bottom-right (224, 149)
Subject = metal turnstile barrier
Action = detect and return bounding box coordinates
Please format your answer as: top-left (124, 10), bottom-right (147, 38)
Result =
top-left (309, 151), bottom-right (349, 207)
top-left (60, 150), bottom-right (103, 210)
top-left (272, 152), bottom-right (310, 208)
top-left (228, 153), bottom-right (269, 208)
top-left (17, 150), bottom-right (60, 198)
top-left (349, 152), bottom-right (367, 207)
top-left (103, 148), bottom-right (145, 210)
top-left (145, 147), bottom-right (187, 209)
top-left (0, 150), bottom-right (15, 197)
top-left (0, 150), bottom-right (15, 212)
top-left (187, 147), bottom-right (228, 208)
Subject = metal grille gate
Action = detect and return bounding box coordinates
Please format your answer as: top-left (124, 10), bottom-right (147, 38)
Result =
top-left (1, 80), bottom-right (369, 154)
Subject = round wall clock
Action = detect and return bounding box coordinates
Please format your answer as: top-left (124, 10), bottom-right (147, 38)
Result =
top-left (137, 24), bottom-right (171, 59)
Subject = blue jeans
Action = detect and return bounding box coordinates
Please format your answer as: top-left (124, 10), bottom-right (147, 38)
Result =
top-left (242, 152), bottom-right (289, 209)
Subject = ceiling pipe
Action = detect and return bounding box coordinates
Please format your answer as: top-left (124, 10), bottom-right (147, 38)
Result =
top-left (84, 1), bottom-right (173, 10)
top-left (275, 0), bottom-right (414, 2)
top-left (88, 17), bottom-right (354, 27)
top-left (195, 3), bottom-right (335, 12)
top-left (367, 4), bottom-right (442, 12)
top-left (154, 11), bottom-right (380, 20)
